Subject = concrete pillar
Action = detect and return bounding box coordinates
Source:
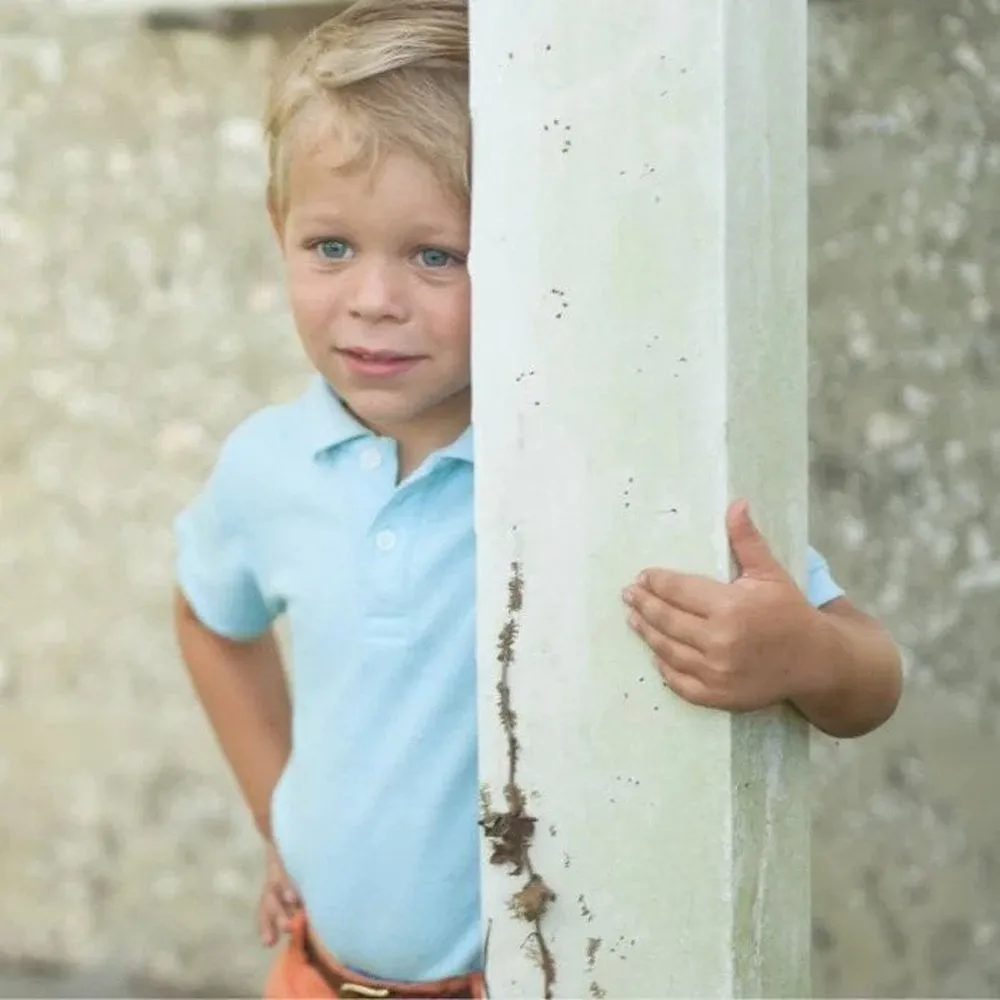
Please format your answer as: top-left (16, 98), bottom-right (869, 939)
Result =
top-left (470, 1), bottom-right (810, 996)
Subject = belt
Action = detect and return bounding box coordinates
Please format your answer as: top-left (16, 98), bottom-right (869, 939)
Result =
top-left (296, 914), bottom-right (486, 999)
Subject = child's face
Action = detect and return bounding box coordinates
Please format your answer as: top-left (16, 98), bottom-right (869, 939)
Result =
top-left (274, 133), bottom-right (471, 443)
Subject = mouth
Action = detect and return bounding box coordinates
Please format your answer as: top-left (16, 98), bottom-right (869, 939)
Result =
top-left (336, 347), bottom-right (424, 378)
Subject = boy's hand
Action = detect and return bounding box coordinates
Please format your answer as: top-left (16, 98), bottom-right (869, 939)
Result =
top-left (258, 842), bottom-right (301, 947)
top-left (623, 499), bottom-right (820, 713)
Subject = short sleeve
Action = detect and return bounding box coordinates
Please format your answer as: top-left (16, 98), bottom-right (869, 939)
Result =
top-left (174, 435), bottom-right (277, 641)
top-left (806, 547), bottom-right (845, 608)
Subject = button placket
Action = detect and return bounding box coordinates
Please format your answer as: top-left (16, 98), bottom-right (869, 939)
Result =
top-left (363, 484), bottom-right (417, 625)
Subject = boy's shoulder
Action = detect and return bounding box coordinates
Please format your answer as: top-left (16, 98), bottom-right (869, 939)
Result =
top-left (225, 395), bottom-right (305, 453)
top-left (211, 385), bottom-right (318, 491)
top-left (221, 397), bottom-right (301, 457)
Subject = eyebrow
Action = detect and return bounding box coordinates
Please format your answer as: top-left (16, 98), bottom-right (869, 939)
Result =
top-left (406, 223), bottom-right (469, 245)
top-left (290, 213), bottom-right (468, 246)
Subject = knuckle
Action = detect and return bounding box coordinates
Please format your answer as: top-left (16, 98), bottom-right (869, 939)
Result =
top-left (656, 604), bottom-right (676, 631)
top-left (636, 591), bottom-right (660, 619)
top-left (652, 632), bottom-right (674, 658)
top-left (682, 654), bottom-right (706, 678)
top-left (710, 621), bottom-right (743, 659)
top-left (631, 615), bottom-right (651, 642)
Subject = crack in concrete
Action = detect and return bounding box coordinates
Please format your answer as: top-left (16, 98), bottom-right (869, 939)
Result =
top-left (479, 560), bottom-right (557, 998)
top-left (586, 936), bottom-right (602, 971)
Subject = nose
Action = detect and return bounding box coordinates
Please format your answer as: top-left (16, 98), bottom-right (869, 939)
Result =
top-left (345, 256), bottom-right (408, 324)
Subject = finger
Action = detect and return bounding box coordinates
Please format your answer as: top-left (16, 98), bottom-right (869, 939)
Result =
top-left (654, 658), bottom-right (720, 708)
top-left (280, 885), bottom-right (301, 910)
top-left (657, 659), bottom-right (764, 715)
top-left (627, 609), bottom-right (705, 677)
top-left (727, 500), bottom-right (771, 575)
top-left (264, 843), bottom-right (286, 878)
top-left (258, 904), bottom-right (279, 947)
top-left (624, 586), bottom-right (710, 652)
top-left (637, 568), bottom-right (729, 617)
top-left (726, 500), bottom-right (788, 581)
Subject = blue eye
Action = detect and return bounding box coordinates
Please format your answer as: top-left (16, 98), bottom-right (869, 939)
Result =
top-left (418, 247), bottom-right (455, 269)
top-left (315, 239), bottom-right (352, 261)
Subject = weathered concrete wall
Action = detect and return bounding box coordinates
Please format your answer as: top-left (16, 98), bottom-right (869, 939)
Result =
top-left (0, 0), bottom-right (997, 996)
top-left (0, 4), bottom-right (302, 994)
top-left (808, 0), bottom-right (1000, 996)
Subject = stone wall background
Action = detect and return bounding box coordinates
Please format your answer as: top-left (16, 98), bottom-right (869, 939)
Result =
top-left (0, 0), bottom-right (997, 996)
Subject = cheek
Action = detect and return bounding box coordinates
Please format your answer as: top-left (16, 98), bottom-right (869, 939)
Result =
top-left (287, 265), bottom-right (338, 335)
top-left (427, 282), bottom-right (471, 357)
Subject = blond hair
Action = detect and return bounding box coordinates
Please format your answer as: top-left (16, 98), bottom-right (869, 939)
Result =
top-left (265, 0), bottom-right (469, 214)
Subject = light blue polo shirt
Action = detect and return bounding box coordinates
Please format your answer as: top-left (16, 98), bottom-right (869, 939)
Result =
top-left (174, 374), bottom-right (844, 982)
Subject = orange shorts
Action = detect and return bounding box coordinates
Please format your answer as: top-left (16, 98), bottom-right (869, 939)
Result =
top-left (264, 911), bottom-right (486, 999)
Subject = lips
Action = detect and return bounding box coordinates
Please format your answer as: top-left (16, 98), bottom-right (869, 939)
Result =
top-left (336, 347), bottom-right (423, 378)
top-left (340, 348), bottom-right (417, 362)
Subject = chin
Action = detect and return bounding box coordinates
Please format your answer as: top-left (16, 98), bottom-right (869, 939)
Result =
top-left (342, 396), bottom-right (419, 431)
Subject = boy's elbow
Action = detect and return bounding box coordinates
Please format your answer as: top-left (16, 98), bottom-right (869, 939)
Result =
top-left (816, 599), bottom-right (903, 737)
top-left (857, 621), bottom-right (903, 736)
top-left (879, 627), bottom-right (904, 722)
top-left (852, 641), bottom-right (903, 738)
top-left (849, 607), bottom-right (904, 721)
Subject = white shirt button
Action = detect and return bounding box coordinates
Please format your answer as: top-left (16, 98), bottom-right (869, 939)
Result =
top-left (360, 447), bottom-right (382, 471)
top-left (375, 530), bottom-right (397, 552)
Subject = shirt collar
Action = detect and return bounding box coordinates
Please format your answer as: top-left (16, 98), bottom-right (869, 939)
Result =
top-left (300, 374), bottom-right (475, 465)
top-left (300, 375), bottom-right (371, 457)
top-left (435, 425), bottom-right (474, 464)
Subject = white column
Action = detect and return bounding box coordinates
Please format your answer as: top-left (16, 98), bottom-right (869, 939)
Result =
top-left (470, 1), bottom-right (809, 997)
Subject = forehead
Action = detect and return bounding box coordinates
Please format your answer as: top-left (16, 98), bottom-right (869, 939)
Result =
top-left (281, 118), bottom-right (469, 230)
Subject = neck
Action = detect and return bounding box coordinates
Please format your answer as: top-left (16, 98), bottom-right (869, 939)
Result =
top-left (378, 390), bottom-right (472, 482)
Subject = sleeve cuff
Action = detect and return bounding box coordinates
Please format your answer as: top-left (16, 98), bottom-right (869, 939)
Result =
top-left (806, 547), bottom-right (846, 608)
top-left (174, 506), bottom-right (275, 641)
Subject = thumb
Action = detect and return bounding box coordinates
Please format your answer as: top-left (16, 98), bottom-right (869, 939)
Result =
top-left (727, 500), bottom-right (784, 579)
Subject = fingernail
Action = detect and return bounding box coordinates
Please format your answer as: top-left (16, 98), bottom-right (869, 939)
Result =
top-left (637, 571), bottom-right (649, 586)
top-left (622, 587), bottom-right (634, 604)
top-left (629, 613), bottom-right (641, 629)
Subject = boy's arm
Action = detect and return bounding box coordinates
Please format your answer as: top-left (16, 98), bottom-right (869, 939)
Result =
top-left (174, 589), bottom-right (291, 841)
top-left (624, 500), bottom-right (902, 740)
top-left (788, 597), bottom-right (902, 739)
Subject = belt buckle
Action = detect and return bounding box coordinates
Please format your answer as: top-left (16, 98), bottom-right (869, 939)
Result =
top-left (339, 984), bottom-right (392, 998)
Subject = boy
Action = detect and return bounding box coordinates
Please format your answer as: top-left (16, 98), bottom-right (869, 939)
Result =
top-left (173, 1), bottom-right (903, 997)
